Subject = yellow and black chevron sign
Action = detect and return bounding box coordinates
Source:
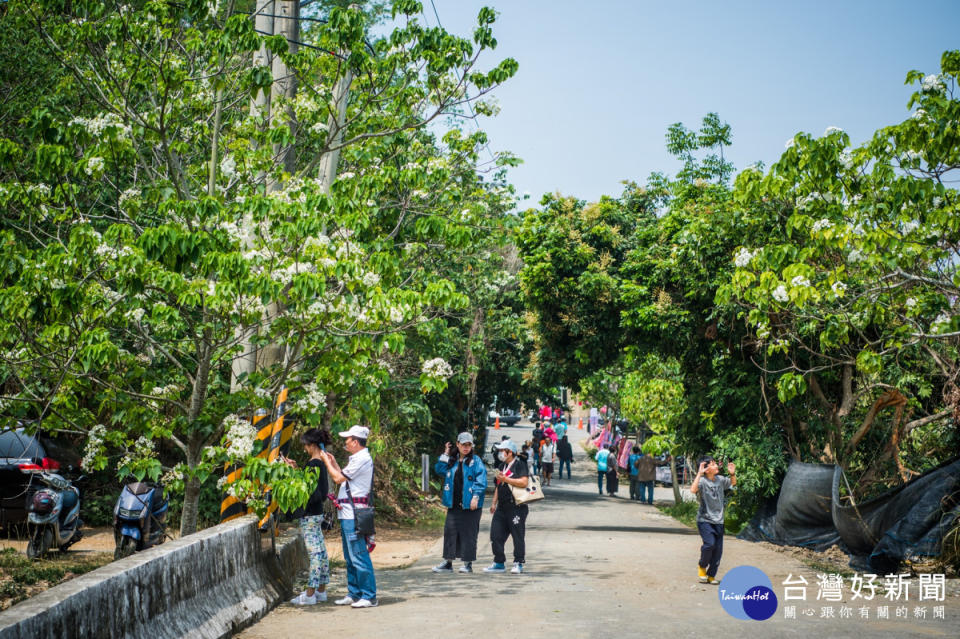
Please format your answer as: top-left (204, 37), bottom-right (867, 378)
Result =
top-left (220, 387), bottom-right (293, 524)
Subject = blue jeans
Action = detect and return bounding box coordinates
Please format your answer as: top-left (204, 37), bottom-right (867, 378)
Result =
top-left (597, 470), bottom-right (606, 494)
top-left (339, 518), bottom-right (376, 601)
top-left (640, 480), bottom-right (654, 503)
top-left (558, 458), bottom-right (571, 479)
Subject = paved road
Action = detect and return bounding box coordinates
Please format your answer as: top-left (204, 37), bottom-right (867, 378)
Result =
top-left (238, 421), bottom-right (960, 638)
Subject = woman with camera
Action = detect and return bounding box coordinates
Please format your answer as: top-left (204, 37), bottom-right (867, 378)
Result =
top-left (433, 432), bottom-right (487, 573)
top-left (484, 439), bottom-right (529, 574)
top-left (285, 427), bottom-right (333, 605)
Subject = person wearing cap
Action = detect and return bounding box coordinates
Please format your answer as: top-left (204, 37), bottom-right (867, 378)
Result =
top-left (432, 432), bottom-right (487, 574)
top-left (319, 425), bottom-right (378, 608)
top-left (484, 439), bottom-right (530, 574)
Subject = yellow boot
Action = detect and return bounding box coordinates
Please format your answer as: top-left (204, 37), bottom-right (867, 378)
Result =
top-left (698, 566), bottom-right (708, 583)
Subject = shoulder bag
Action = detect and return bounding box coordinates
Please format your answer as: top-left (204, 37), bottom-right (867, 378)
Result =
top-left (510, 471), bottom-right (545, 505)
top-left (344, 463), bottom-right (375, 536)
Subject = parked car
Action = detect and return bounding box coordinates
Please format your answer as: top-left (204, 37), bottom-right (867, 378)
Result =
top-left (0, 428), bottom-right (82, 532)
top-left (654, 456), bottom-right (689, 486)
top-left (488, 410), bottom-right (522, 427)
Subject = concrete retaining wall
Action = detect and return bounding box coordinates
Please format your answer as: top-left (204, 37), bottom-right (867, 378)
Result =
top-left (0, 516), bottom-right (306, 639)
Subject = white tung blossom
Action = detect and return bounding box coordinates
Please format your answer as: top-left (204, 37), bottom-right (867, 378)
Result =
top-left (912, 109), bottom-right (927, 121)
top-left (811, 218), bottom-right (833, 233)
top-left (824, 126), bottom-right (844, 136)
top-left (422, 357), bottom-right (454, 380)
top-left (295, 382), bottom-right (327, 414)
top-left (791, 275), bottom-right (811, 288)
top-left (921, 74), bottom-right (943, 92)
top-left (831, 281), bottom-right (847, 297)
top-left (85, 157), bottom-right (105, 176)
top-left (839, 150), bottom-right (854, 169)
top-left (784, 137), bottom-right (796, 149)
top-left (772, 285), bottom-right (789, 303)
top-left (847, 249), bottom-right (866, 264)
top-left (931, 312), bottom-right (952, 334)
top-left (361, 271), bottom-right (380, 287)
top-left (905, 297), bottom-right (917, 308)
top-left (734, 247), bottom-right (754, 268)
top-left (222, 414), bottom-right (255, 458)
top-left (125, 307), bottom-right (146, 322)
top-left (82, 424), bottom-right (108, 470)
top-left (902, 220), bottom-right (919, 234)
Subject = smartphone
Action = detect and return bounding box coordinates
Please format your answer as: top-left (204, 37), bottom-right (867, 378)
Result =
top-left (320, 443), bottom-right (325, 451)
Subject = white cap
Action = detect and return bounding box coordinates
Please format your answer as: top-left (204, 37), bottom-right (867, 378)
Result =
top-left (456, 432), bottom-right (474, 444)
top-left (338, 425), bottom-right (370, 439)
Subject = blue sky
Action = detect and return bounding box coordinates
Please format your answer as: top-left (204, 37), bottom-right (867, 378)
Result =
top-left (419, 0), bottom-right (960, 203)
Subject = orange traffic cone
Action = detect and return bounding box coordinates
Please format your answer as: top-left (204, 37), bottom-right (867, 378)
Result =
top-left (494, 416), bottom-right (500, 429)
top-left (577, 418), bottom-right (583, 430)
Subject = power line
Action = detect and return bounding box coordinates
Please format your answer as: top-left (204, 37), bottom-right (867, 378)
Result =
top-left (423, 0), bottom-right (499, 166)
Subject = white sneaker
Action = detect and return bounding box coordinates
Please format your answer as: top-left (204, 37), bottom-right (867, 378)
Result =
top-left (458, 562), bottom-right (473, 573)
top-left (334, 596), bottom-right (356, 606)
top-left (511, 562), bottom-right (524, 574)
top-left (351, 598), bottom-right (378, 608)
top-left (290, 591), bottom-right (317, 605)
top-left (315, 591), bottom-right (328, 602)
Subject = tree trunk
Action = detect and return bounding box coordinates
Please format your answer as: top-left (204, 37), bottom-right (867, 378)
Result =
top-left (179, 440), bottom-right (204, 536)
top-left (463, 307), bottom-right (485, 429)
top-left (670, 455), bottom-right (682, 504)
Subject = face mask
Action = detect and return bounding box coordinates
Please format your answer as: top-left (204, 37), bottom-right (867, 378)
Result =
top-left (498, 452), bottom-right (507, 462)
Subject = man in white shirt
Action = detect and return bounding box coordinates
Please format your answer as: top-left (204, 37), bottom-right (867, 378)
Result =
top-left (320, 425), bottom-right (377, 608)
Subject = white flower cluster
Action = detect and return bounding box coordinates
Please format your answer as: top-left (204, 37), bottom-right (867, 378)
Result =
top-left (912, 109), bottom-right (927, 121)
top-left (295, 382), bottom-right (327, 414)
top-left (271, 261), bottom-right (313, 286)
top-left (161, 465), bottom-right (184, 485)
top-left (902, 150), bottom-right (922, 164)
top-left (772, 285), bottom-right (789, 303)
top-left (30, 183), bottom-right (51, 198)
top-left (830, 281), bottom-right (847, 297)
top-left (784, 138), bottom-right (796, 149)
top-left (921, 74), bottom-right (943, 92)
top-left (931, 312), bottom-right (953, 334)
top-left (797, 191), bottom-right (834, 209)
top-left (902, 220), bottom-right (919, 234)
top-left (118, 436), bottom-right (156, 470)
top-left (94, 243), bottom-right (133, 260)
top-left (839, 151), bottom-right (854, 169)
top-left (823, 126), bottom-right (844, 136)
top-left (734, 247), bottom-right (755, 268)
top-left (69, 113), bottom-right (131, 138)
top-left (905, 297), bottom-right (917, 308)
top-left (82, 424), bottom-right (108, 470)
top-left (422, 357), bottom-right (453, 380)
top-left (119, 187), bottom-right (139, 207)
top-left (361, 271), bottom-right (380, 287)
top-left (125, 307), bottom-right (146, 322)
top-left (222, 414), bottom-right (256, 458)
top-left (220, 155), bottom-right (237, 180)
top-left (150, 384), bottom-right (181, 397)
top-left (847, 249), bottom-right (866, 264)
top-left (811, 218), bottom-right (833, 233)
top-left (85, 157), bottom-right (105, 176)
top-left (791, 275), bottom-right (811, 288)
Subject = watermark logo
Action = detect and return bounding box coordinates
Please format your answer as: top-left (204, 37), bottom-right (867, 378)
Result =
top-left (718, 565), bottom-right (778, 621)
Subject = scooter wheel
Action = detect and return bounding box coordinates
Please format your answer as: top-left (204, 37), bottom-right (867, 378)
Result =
top-left (26, 528), bottom-right (53, 559)
top-left (115, 536), bottom-right (137, 560)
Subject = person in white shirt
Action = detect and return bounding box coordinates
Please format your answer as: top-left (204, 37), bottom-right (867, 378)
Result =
top-left (540, 439), bottom-right (556, 486)
top-left (320, 425), bottom-right (378, 608)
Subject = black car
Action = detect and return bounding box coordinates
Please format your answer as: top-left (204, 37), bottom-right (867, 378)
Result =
top-left (0, 428), bottom-right (82, 532)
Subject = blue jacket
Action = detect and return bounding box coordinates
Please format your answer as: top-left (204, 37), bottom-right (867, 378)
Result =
top-left (435, 453), bottom-right (487, 510)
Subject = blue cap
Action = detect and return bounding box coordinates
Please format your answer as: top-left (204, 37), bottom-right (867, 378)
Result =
top-left (496, 439), bottom-right (518, 454)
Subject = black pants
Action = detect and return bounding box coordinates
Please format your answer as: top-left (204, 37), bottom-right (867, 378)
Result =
top-left (442, 508), bottom-right (482, 562)
top-left (629, 476), bottom-right (639, 500)
top-left (490, 504), bottom-right (528, 564)
top-left (697, 521), bottom-right (725, 577)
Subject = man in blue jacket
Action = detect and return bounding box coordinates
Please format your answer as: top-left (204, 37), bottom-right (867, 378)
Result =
top-left (432, 432), bottom-right (487, 573)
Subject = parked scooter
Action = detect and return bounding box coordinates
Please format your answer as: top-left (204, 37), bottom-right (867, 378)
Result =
top-left (20, 467), bottom-right (83, 558)
top-left (113, 481), bottom-right (168, 559)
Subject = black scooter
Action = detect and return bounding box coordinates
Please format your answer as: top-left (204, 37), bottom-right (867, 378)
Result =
top-left (113, 481), bottom-right (168, 559)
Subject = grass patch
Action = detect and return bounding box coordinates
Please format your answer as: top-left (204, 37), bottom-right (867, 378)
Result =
top-left (0, 547), bottom-right (112, 612)
top-left (392, 501), bottom-right (446, 531)
top-left (801, 560), bottom-right (856, 579)
top-left (657, 500), bottom-right (699, 528)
